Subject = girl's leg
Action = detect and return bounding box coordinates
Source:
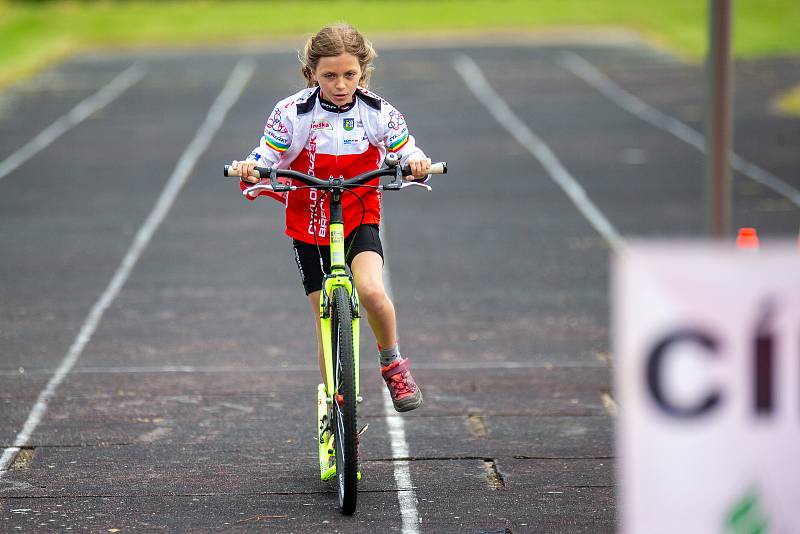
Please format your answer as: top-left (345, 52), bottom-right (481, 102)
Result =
top-left (349, 251), bottom-right (396, 348)
top-left (307, 290), bottom-right (325, 384)
top-left (350, 250), bottom-right (422, 412)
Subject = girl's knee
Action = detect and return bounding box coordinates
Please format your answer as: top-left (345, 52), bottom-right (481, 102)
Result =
top-left (358, 283), bottom-right (388, 311)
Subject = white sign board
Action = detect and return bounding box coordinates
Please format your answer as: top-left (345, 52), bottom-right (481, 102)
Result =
top-left (614, 242), bottom-right (800, 534)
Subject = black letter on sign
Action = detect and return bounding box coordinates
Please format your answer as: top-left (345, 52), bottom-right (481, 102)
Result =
top-left (754, 303), bottom-right (775, 415)
top-left (647, 330), bottom-right (721, 418)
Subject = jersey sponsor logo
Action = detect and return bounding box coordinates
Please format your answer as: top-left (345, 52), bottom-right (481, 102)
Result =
top-left (387, 109), bottom-right (406, 131)
top-left (311, 120), bottom-right (333, 131)
top-left (343, 136), bottom-right (367, 146)
top-left (267, 132), bottom-right (289, 144)
top-left (264, 133), bottom-right (289, 153)
top-left (307, 134), bottom-right (318, 176)
top-left (307, 185), bottom-right (327, 238)
top-left (266, 108), bottom-right (289, 134)
top-left (343, 118), bottom-right (355, 131)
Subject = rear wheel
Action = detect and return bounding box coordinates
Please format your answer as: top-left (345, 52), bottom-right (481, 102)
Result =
top-left (331, 286), bottom-right (357, 515)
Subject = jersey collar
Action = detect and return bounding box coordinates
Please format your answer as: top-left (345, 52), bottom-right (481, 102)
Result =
top-left (318, 91), bottom-right (356, 113)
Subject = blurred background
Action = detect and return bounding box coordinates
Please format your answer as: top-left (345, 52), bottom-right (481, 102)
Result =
top-left (1, 1), bottom-right (798, 532)
top-left (1, 0), bottom-right (798, 88)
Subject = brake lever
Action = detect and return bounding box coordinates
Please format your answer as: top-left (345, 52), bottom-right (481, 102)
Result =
top-left (399, 181), bottom-right (432, 191)
top-left (243, 180), bottom-right (297, 199)
top-left (243, 183), bottom-right (273, 199)
top-left (244, 167), bottom-right (294, 198)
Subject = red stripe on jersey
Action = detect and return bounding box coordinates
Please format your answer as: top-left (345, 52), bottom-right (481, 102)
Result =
top-left (287, 145), bottom-right (382, 244)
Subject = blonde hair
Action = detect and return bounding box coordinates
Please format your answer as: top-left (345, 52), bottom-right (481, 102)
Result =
top-left (299, 24), bottom-right (377, 88)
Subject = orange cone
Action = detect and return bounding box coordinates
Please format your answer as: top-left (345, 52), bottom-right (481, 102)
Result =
top-left (736, 227), bottom-right (759, 249)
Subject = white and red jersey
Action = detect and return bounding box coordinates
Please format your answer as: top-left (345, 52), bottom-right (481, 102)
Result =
top-left (242, 87), bottom-right (426, 245)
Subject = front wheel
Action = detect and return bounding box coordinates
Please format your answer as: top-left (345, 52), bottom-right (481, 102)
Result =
top-left (331, 285), bottom-right (358, 515)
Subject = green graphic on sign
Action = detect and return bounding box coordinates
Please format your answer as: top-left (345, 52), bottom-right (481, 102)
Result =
top-left (726, 488), bottom-right (769, 534)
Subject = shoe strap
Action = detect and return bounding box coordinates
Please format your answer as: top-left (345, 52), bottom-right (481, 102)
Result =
top-left (382, 358), bottom-right (411, 379)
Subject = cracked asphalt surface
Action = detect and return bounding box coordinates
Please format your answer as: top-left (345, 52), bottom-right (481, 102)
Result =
top-left (1, 40), bottom-right (798, 532)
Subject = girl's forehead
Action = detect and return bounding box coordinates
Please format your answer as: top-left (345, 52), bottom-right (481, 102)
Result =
top-left (315, 54), bottom-right (361, 72)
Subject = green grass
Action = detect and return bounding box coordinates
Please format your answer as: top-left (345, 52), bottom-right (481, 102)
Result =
top-left (775, 84), bottom-right (800, 116)
top-left (1, 0), bottom-right (798, 87)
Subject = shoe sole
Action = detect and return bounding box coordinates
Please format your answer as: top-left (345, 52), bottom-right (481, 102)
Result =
top-left (393, 390), bottom-right (423, 412)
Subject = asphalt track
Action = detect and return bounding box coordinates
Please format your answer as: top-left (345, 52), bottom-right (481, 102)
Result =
top-left (1, 39), bottom-right (798, 533)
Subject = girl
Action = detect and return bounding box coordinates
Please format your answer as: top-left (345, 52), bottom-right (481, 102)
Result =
top-left (232, 23), bottom-right (429, 412)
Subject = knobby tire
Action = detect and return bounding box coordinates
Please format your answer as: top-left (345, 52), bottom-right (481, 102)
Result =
top-left (332, 285), bottom-right (358, 515)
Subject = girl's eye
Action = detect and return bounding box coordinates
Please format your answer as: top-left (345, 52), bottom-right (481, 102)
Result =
top-left (324, 73), bottom-right (335, 79)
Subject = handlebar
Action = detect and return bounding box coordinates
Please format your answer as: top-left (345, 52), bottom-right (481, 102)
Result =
top-left (224, 157), bottom-right (447, 198)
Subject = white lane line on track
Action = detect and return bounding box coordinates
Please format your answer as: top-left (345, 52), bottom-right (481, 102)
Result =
top-left (0, 58), bottom-right (255, 477)
top-left (558, 51), bottom-right (800, 209)
top-left (0, 360), bottom-right (607, 376)
top-left (452, 54), bottom-right (626, 253)
top-left (379, 217), bottom-right (421, 534)
top-left (0, 64), bottom-right (146, 182)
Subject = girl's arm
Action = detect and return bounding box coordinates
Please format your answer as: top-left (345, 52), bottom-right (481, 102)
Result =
top-left (382, 104), bottom-right (430, 180)
top-left (237, 105), bottom-right (295, 183)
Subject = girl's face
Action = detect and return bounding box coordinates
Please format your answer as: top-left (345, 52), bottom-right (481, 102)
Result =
top-left (314, 53), bottom-right (362, 106)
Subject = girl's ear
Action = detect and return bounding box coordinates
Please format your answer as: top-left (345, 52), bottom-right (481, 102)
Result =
top-left (302, 64), bottom-right (317, 88)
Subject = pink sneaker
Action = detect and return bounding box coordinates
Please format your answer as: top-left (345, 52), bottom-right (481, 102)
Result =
top-left (381, 358), bottom-right (423, 412)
